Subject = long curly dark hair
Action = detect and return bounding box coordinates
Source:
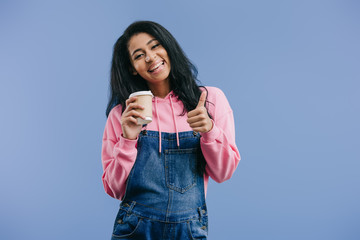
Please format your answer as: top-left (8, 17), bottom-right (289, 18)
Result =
top-left (106, 20), bottom-right (210, 117)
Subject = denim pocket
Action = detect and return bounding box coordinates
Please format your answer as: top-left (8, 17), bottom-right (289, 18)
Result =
top-left (165, 148), bottom-right (197, 193)
top-left (112, 209), bottom-right (142, 239)
top-left (187, 215), bottom-right (208, 240)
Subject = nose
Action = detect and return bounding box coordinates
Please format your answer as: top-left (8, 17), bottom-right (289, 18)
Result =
top-left (145, 54), bottom-right (156, 63)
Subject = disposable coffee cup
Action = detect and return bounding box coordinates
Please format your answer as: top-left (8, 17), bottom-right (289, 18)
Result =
top-left (129, 90), bottom-right (153, 125)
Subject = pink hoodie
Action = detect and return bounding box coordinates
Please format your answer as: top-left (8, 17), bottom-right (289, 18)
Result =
top-left (101, 86), bottom-right (241, 200)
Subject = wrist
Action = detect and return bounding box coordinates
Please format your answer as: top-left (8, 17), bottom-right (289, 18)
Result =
top-left (121, 133), bottom-right (138, 140)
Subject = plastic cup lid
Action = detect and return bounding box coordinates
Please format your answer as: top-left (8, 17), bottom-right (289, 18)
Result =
top-left (129, 90), bottom-right (154, 98)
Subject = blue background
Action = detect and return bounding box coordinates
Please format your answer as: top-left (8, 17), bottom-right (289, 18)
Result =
top-left (1, 0), bottom-right (359, 239)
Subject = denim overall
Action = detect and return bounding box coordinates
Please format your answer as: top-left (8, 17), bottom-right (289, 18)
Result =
top-left (111, 130), bottom-right (208, 240)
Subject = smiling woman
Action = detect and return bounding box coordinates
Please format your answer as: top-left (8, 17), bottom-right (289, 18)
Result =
top-left (101, 21), bottom-right (240, 239)
top-left (128, 33), bottom-right (171, 97)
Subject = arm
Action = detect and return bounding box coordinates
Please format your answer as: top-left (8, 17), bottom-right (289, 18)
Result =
top-left (101, 106), bottom-right (138, 200)
top-left (200, 88), bottom-right (241, 183)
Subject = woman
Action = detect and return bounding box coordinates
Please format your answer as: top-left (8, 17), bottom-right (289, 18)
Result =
top-left (102, 21), bottom-right (240, 239)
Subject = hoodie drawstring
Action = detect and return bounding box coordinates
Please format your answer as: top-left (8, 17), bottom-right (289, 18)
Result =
top-left (169, 95), bottom-right (180, 148)
top-left (153, 93), bottom-right (180, 154)
top-left (154, 97), bottom-right (162, 154)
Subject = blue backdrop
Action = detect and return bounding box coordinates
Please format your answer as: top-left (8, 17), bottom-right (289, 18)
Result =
top-left (1, 0), bottom-right (359, 239)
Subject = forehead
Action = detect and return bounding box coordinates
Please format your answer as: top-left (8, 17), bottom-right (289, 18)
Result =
top-left (128, 32), bottom-right (156, 52)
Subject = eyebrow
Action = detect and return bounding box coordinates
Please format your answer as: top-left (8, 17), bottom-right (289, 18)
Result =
top-left (131, 39), bottom-right (158, 57)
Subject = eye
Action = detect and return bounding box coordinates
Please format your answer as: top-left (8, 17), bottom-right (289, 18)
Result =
top-left (151, 43), bottom-right (160, 49)
top-left (134, 53), bottom-right (144, 60)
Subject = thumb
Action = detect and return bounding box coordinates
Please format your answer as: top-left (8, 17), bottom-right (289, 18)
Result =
top-left (196, 91), bottom-right (207, 108)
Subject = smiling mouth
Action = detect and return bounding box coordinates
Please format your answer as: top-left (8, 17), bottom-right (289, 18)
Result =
top-left (148, 61), bottom-right (164, 72)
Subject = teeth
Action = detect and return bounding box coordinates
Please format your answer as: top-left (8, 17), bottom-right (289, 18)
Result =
top-left (149, 61), bottom-right (163, 71)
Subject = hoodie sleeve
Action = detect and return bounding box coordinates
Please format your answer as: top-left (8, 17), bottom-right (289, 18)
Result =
top-left (200, 87), bottom-right (241, 183)
top-left (101, 105), bottom-right (138, 200)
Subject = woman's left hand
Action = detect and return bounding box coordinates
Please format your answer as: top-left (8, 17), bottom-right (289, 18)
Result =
top-left (187, 91), bottom-right (213, 133)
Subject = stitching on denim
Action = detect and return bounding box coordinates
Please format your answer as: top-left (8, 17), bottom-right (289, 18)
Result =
top-left (130, 213), bottom-right (199, 224)
top-left (112, 218), bottom-right (143, 238)
top-left (126, 201), bottom-right (207, 214)
top-left (187, 221), bottom-right (196, 240)
top-left (165, 189), bottom-right (173, 222)
top-left (164, 148), bottom-right (197, 193)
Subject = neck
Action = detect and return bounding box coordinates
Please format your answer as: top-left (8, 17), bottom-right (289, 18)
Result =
top-left (148, 80), bottom-right (171, 98)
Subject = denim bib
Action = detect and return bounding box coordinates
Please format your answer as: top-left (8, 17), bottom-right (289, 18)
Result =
top-left (111, 130), bottom-right (208, 239)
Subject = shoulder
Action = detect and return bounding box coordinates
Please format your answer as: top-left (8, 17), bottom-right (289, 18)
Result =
top-left (107, 104), bottom-right (123, 121)
top-left (202, 86), bottom-right (228, 104)
top-left (202, 86), bottom-right (232, 118)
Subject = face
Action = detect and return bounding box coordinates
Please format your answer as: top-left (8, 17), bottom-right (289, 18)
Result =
top-left (128, 32), bottom-right (171, 87)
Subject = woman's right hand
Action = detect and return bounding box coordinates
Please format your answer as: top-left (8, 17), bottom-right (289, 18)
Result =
top-left (120, 97), bottom-right (145, 140)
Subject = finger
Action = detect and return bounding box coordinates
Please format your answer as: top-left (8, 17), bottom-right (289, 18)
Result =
top-left (189, 121), bottom-right (204, 128)
top-left (187, 114), bottom-right (206, 124)
top-left (192, 121), bottom-right (212, 132)
top-left (125, 97), bottom-right (137, 107)
top-left (124, 110), bottom-right (145, 119)
top-left (187, 109), bottom-right (197, 118)
top-left (121, 115), bottom-right (139, 126)
top-left (125, 103), bottom-right (145, 112)
top-left (192, 127), bottom-right (208, 133)
top-left (187, 108), bottom-right (204, 118)
top-left (191, 126), bottom-right (203, 132)
top-left (126, 116), bottom-right (139, 125)
top-left (196, 91), bottom-right (207, 108)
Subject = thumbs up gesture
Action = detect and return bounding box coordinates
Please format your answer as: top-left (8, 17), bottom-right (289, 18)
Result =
top-left (187, 91), bottom-right (213, 133)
